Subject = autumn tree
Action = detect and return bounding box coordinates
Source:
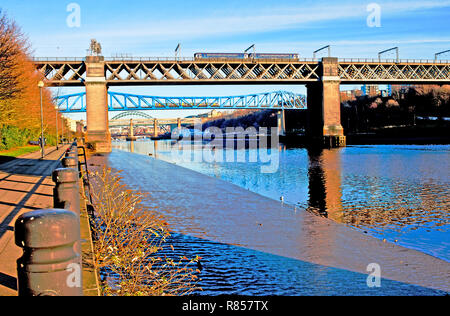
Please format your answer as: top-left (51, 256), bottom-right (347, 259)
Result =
top-left (0, 10), bottom-right (24, 121)
top-left (0, 9), bottom-right (62, 150)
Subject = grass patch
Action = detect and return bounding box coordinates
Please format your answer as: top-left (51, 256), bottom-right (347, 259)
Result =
top-left (0, 145), bottom-right (40, 158)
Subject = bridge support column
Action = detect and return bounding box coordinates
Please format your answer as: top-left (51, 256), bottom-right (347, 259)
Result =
top-left (306, 57), bottom-right (346, 147)
top-left (127, 119), bottom-right (137, 141)
top-left (85, 55), bottom-right (111, 153)
top-left (153, 119), bottom-right (158, 138)
top-left (277, 110), bottom-right (286, 136)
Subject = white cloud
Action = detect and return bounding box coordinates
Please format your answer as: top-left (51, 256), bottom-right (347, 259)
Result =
top-left (65, 0), bottom-right (450, 41)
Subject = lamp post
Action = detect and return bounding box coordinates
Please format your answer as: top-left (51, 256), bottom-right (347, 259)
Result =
top-left (61, 115), bottom-right (64, 145)
top-left (378, 47), bottom-right (399, 62)
top-left (175, 43), bottom-right (181, 60)
top-left (245, 44), bottom-right (255, 57)
top-left (435, 49), bottom-right (450, 61)
top-left (38, 81), bottom-right (45, 159)
top-left (313, 45), bottom-right (331, 59)
top-left (54, 106), bottom-right (59, 150)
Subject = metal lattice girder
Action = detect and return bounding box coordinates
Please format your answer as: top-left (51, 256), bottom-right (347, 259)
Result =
top-left (34, 58), bottom-right (321, 85)
top-left (54, 91), bottom-right (307, 113)
top-left (339, 61), bottom-right (450, 83)
top-left (34, 59), bottom-right (86, 86)
top-left (35, 57), bottom-right (450, 86)
top-left (55, 92), bottom-right (86, 112)
top-left (104, 60), bottom-right (321, 85)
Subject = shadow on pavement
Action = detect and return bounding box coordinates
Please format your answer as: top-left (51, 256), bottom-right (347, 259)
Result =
top-left (0, 272), bottom-right (17, 292)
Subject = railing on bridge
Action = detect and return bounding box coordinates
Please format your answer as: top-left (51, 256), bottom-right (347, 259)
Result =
top-left (33, 57), bottom-right (450, 63)
top-left (32, 57), bottom-right (86, 62)
top-left (339, 58), bottom-right (450, 64)
top-left (54, 91), bottom-right (307, 113)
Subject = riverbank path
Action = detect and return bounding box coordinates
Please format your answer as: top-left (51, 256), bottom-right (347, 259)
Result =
top-left (0, 146), bottom-right (69, 296)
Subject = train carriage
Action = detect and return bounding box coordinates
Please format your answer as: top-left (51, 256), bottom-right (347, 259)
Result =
top-left (194, 53), bottom-right (248, 59)
top-left (250, 53), bottom-right (299, 60)
top-left (194, 52), bottom-right (299, 60)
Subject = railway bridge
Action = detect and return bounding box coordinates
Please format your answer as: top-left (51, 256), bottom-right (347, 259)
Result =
top-left (34, 54), bottom-right (450, 152)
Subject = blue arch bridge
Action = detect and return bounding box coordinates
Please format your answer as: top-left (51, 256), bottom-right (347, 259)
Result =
top-left (55, 91), bottom-right (307, 113)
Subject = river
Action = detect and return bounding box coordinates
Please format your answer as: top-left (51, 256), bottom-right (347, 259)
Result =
top-left (106, 140), bottom-right (450, 295)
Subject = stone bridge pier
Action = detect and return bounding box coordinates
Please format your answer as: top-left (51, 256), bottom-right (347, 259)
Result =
top-left (307, 57), bottom-right (346, 147)
top-left (277, 110), bottom-right (286, 137)
top-left (85, 55), bottom-right (111, 153)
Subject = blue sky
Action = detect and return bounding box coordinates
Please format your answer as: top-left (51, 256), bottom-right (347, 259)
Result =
top-left (2, 0), bottom-right (450, 119)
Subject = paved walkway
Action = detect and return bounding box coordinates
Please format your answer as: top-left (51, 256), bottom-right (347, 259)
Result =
top-left (0, 146), bottom-right (69, 296)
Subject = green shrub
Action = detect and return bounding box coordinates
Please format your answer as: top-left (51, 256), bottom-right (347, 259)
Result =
top-left (0, 126), bottom-right (32, 150)
top-left (0, 125), bottom-right (59, 151)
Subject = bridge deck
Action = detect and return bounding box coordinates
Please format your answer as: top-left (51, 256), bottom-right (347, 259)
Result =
top-left (34, 57), bottom-right (450, 86)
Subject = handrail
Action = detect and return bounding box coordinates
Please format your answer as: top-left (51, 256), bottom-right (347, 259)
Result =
top-left (339, 58), bottom-right (450, 64)
top-left (32, 57), bottom-right (85, 62)
top-left (32, 56), bottom-right (450, 64)
top-left (105, 57), bottom-right (320, 62)
top-left (77, 145), bottom-right (93, 205)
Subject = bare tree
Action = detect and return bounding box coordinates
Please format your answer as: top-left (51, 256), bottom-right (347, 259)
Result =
top-left (0, 10), bottom-right (26, 100)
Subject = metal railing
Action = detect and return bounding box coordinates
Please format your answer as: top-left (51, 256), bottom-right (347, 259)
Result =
top-left (32, 57), bottom-right (85, 62)
top-left (106, 57), bottom-right (195, 62)
top-left (105, 57), bottom-right (319, 63)
top-left (339, 58), bottom-right (450, 64)
top-left (32, 56), bottom-right (450, 64)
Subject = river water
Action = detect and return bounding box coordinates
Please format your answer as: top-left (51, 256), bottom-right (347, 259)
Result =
top-left (108, 140), bottom-right (450, 295)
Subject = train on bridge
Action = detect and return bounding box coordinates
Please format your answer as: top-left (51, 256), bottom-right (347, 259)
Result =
top-left (194, 52), bottom-right (299, 60)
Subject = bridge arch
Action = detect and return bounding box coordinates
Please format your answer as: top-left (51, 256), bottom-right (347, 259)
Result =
top-left (110, 111), bottom-right (155, 120)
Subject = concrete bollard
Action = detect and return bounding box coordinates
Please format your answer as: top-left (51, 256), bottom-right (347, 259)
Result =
top-left (15, 209), bottom-right (83, 296)
top-left (62, 157), bottom-right (78, 169)
top-left (62, 157), bottom-right (81, 178)
top-left (66, 150), bottom-right (78, 162)
top-left (52, 168), bottom-right (80, 215)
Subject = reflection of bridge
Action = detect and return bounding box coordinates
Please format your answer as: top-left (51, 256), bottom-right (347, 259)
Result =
top-left (35, 55), bottom-right (450, 152)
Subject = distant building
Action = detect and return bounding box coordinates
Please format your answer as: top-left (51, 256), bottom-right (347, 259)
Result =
top-left (340, 89), bottom-right (363, 102)
top-left (186, 110), bottom-right (223, 119)
top-left (76, 120), bottom-right (85, 135)
top-left (362, 85), bottom-right (380, 97)
top-left (66, 118), bottom-right (78, 132)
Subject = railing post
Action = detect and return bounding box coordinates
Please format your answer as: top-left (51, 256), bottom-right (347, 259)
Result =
top-left (52, 168), bottom-right (80, 215)
top-left (62, 156), bottom-right (78, 170)
top-left (66, 149), bottom-right (79, 165)
top-left (62, 156), bottom-right (81, 179)
top-left (15, 209), bottom-right (82, 296)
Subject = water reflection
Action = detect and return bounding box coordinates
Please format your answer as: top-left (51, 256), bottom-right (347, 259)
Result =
top-left (129, 140), bottom-right (134, 153)
top-left (112, 140), bottom-right (450, 261)
top-left (307, 148), bottom-right (344, 223)
top-left (105, 147), bottom-right (450, 295)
